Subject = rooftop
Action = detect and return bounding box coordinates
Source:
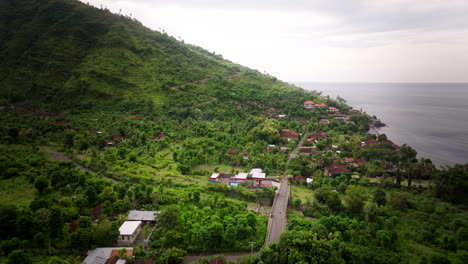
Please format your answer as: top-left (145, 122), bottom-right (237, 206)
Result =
top-left (210, 173), bottom-right (220, 179)
top-left (83, 247), bottom-right (133, 264)
top-left (249, 168), bottom-right (262, 175)
top-left (235, 173), bottom-right (248, 180)
top-left (119, 221), bottom-right (142, 235)
top-left (252, 172), bottom-right (266, 179)
top-left (127, 210), bottom-right (160, 221)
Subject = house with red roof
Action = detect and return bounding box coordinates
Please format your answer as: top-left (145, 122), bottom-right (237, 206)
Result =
top-left (299, 119), bottom-right (309, 125)
top-left (280, 129), bottom-right (299, 141)
top-left (299, 146), bottom-right (318, 154)
top-left (265, 108), bottom-right (278, 117)
top-left (319, 119), bottom-right (330, 124)
top-left (333, 112), bottom-right (344, 118)
top-left (327, 107), bottom-right (339, 112)
top-left (324, 163), bottom-right (351, 177)
top-left (361, 138), bottom-right (378, 147)
top-left (307, 131), bottom-right (327, 143)
top-left (227, 147), bottom-right (239, 156)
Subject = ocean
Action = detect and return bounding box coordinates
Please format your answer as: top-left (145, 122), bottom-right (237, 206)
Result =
top-left (297, 82), bottom-right (468, 167)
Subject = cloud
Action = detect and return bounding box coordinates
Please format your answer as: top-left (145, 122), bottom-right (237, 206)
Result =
top-left (83, 0), bottom-right (468, 82)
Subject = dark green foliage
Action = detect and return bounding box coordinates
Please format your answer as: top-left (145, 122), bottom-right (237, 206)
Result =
top-left (34, 176), bottom-right (49, 194)
top-left (7, 250), bottom-right (32, 264)
top-left (373, 188), bottom-right (387, 207)
top-left (0, 205), bottom-right (18, 238)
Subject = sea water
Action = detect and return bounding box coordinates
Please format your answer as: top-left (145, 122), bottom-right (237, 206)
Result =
top-left (297, 82), bottom-right (468, 167)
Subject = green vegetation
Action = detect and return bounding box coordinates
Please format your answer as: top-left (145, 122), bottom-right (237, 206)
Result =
top-left (0, 0), bottom-right (467, 264)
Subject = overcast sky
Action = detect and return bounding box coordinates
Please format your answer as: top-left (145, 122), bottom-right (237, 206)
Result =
top-left (82, 0), bottom-right (468, 82)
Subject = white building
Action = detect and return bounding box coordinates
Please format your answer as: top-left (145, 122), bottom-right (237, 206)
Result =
top-left (234, 173), bottom-right (248, 181)
top-left (118, 221), bottom-right (142, 246)
top-left (252, 172), bottom-right (266, 179)
top-left (249, 168), bottom-right (262, 176)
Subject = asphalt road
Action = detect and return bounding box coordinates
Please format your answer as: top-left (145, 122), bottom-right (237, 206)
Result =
top-left (264, 176), bottom-right (289, 245)
top-left (264, 129), bottom-right (310, 246)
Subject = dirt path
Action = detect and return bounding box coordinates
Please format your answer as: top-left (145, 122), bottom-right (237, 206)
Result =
top-left (170, 72), bottom-right (243, 109)
top-left (42, 148), bottom-right (117, 183)
top-left (264, 128), bottom-right (310, 246)
top-left (183, 252), bottom-right (258, 264)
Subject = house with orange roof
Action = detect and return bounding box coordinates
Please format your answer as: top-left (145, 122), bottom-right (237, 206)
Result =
top-left (304, 100), bottom-right (315, 109)
top-left (314, 103), bottom-right (327, 108)
top-left (327, 107), bottom-right (339, 112)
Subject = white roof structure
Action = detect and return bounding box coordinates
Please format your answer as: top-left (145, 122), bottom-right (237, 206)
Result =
top-left (249, 168), bottom-right (262, 175)
top-left (252, 172), bottom-right (266, 179)
top-left (235, 173), bottom-right (248, 180)
top-left (83, 247), bottom-right (132, 264)
top-left (119, 221), bottom-right (142, 235)
top-left (306, 178), bottom-right (314, 183)
top-left (209, 173), bottom-right (220, 179)
top-left (127, 210), bottom-right (159, 221)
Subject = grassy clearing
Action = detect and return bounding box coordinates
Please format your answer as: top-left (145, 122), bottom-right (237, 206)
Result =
top-left (365, 176), bottom-right (432, 187)
top-left (0, 176), bottom-right (35, 208)
top-left (291, 185), bottom-right (315, 204)
top-left (194, 164), bottom-right (245, 173)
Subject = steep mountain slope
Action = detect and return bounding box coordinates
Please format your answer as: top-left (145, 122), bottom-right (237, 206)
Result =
top-left (0, 0), bottom-right (310, 117)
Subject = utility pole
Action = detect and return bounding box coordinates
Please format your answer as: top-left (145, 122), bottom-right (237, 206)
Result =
top-left (249, 241), bottom-right (256, 264)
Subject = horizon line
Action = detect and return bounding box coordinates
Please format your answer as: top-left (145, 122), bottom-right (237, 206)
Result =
top-left (291, 81), bottom-right (468, 84)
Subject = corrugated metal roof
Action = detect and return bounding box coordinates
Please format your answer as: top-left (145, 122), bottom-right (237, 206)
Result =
top-left (127, 210), bottom-right (159, 221)
top-left (83, 247), bottom-right (132, 264)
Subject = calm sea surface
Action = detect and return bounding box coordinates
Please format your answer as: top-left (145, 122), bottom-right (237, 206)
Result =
top-left (297, 82), bottom-right (468, 167)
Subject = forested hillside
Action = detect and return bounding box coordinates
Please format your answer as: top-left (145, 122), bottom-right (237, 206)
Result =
top-left (0, 1), bottom-right (467, 264)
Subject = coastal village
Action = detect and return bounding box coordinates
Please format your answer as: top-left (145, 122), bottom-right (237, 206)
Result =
top-left (207, 99), bottom-right (401, 191)
top-left (5, 94), bottom-right (428, 264)
top-left (1, 1), bottom-right (466, 263)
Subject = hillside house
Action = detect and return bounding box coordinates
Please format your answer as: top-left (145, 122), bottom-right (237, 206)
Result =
top-left (327, 107), bottom-right (339, 112)
top-left (234, 173), bottom-right (248, 181)
top-left (280, 129), bottom-right (299, 141)
top-left (209, 173), bottom-right (220, 180)
top-left (319, 119), bottom-right (330, 124)
top-left (304, 100), bottom-right (315, 109)
top-left (227, 147), bottom-right (238, 156)
top-left (314, 103), bottom-right (327, 108)
top-left (267, 144), bottom-right (276, 150)
top-left (127, 210), bottom-right (160, 225)
top-left (118, 221), bottom-right (142, 246)
top-left (307, 131), bottom-right (327, 143)
top-left (299, 146), bottom-right (318, 154)
top-left (333, 112), bottom-right (344, 118)
top-left (324, 163), bottom-right (351, 177)
top-left (280, 146), bottom-right (290, 151)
